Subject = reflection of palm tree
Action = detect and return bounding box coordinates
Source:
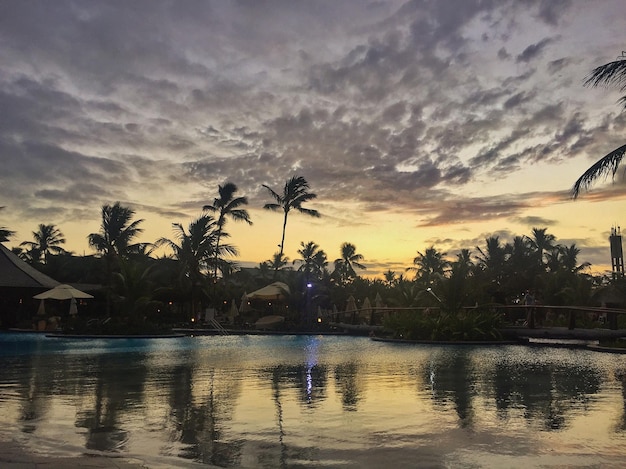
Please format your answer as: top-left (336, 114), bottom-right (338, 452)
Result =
top-left (271, 367), bottom-right (287, 468)
top-left (573, 54), bottom-right (626, 197)
top-left (263, 176), bottom-right (320, 276)
top-left (203, 182), bottom-right (252, 282)
top-left (20, 223), bottom-right (67, 264)
top-left (334, 362), bottom-right (361, 411)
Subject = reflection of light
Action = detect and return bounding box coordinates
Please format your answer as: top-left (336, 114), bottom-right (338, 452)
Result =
top-left (304, 337), bottom-right (320, 404)
top-left (306, 366), bottom-right (312, 402)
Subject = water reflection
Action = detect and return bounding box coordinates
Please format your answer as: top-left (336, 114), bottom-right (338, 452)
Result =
top-left (1, 334), bottom-right (626, 467)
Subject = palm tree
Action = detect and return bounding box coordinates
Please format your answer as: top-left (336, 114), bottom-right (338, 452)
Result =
top-left (294, 241), bottom-right (327, 283)
top-left (263, 252), bottom-right (291, 274)
top-left (333, 242), bottom-right (365, 285)
top-left (203, 182), bottom-right (252, 281)
top-left (383, 270), bottom-right (397, 287)
top-left (20, 224), bottom-right (67, 263)
top-left (157, 215), bottom-right (234, 316)
top-left (262, 176), bottom-right (320, 267)
top-left (527, 227), bottom-right (555, 268)
top-left (88, 202), bottom-right (144, 315)
top-left (0, 207), bottom-right (14, 243)
top-left (88, 202), bottom-right (144, 261)
top-left (573, 53), bottom-right (626, 197)
top-left (408, 246), bottom-right (448, 286)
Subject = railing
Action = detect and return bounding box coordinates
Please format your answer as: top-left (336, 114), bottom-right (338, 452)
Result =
top-left (208, 318), bottom-right (229, 335)
top-left (327, 304), bottom-right (626, 330)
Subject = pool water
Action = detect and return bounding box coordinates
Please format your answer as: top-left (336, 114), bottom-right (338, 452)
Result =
top-left (1, 332), bottom-right (626, 468)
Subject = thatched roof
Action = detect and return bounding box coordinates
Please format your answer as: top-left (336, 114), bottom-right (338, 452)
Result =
top-left (0, 243), bottom-right (60, 288)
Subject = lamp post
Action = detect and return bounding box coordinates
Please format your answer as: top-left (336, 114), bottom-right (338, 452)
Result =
top-left (306, 282), bottom-right (313, 327)
top-left (426, 287), bottom-right (442, 304)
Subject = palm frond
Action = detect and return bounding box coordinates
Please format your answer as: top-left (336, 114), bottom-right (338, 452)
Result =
top-left (571, 143), bottom-right (626, 198)
top-left (584, 58), bottom-right (626, 90)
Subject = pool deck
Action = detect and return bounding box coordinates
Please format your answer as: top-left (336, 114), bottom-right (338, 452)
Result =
top-left (0, 439), bottom-right (216, 469)
top-left (0, 441), bottom-right (147, 469)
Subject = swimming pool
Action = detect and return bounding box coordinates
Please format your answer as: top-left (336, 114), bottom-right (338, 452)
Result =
top-left (1, 332), bottom-right (626, 468)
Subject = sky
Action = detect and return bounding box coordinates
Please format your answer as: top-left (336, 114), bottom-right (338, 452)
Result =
top-left (1, 0), bottom-right (626, 278)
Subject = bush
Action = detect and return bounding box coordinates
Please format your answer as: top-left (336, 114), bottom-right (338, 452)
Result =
top-left (383, 309), bottom-right (503, 341)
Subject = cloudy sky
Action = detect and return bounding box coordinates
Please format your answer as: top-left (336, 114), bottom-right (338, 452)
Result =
top-left (1, 0), bottom-right (625, 276)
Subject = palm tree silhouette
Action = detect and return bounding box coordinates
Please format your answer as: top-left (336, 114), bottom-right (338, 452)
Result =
top-left (157, 215), bottom-right (234, 316)
top-left (527, 227), bottom-right (555, 268)
top-left (573, 53), bottom-right (626, 197)
top-left (333, 242), bottom-right (365, 285)
top-left (203, 182), bottom-right (252, 281)
top-left (262, 176), bottom-right (320, 275)
top-left (293, 241), bottom-right (327, 283)
top-left (20, 224), bottom-right (67, 264)
top-left (88, 202), bottom-right (144, 315)
top-left (0, 206), bottom-right (14, 243)
top-left (408, 246), bottom-right (448, 286)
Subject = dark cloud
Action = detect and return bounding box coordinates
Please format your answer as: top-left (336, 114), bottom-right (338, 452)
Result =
top-left (0, 0), bottom-right (622, 272)
top-left (516, 38), bottom-right (555, 64)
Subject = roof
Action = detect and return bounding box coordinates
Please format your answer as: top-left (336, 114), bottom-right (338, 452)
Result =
top-left (0, 243), bottom-right (60, 288)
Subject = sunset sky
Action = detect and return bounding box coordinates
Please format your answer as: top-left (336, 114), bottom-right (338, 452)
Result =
top-left (1, 0), bottom-right (625, 277)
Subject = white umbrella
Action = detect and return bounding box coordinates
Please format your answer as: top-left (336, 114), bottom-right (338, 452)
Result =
top-left (247, 282), bottom-right (290, 300)
top-left (37, 299), bottom-right (46, 316)
top-left (34, 284), bottom-right (94, 300)
top-left (345, 295), bottom-right (358, 322)
top-left (360, 297), bottom-right (372, 322)
top-left (69, 297), bottom-right (78, 316)
top-left (375, 292), bottom-right (384, 310)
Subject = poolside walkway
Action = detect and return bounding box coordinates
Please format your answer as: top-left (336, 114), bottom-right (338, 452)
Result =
top-left (0, 440), bottom-right (147, 469)
top-left (0, 439), bottom-right (217, 469)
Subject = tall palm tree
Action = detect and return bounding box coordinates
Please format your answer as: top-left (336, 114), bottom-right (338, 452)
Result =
top-left (0, 207), bottom-right (14, 243)
top-left (333, 242), bottom-right (365, 285)
top-left (262, 176), bottom-right (320, 264)
top-left (88, 202), bottom-right (144, 315)
top-left (203, 182), bottom-right (252, 281)
top-left (20, 223), bottom-right (67, 263)
top-left (573, 53), bottom-right (626, 197)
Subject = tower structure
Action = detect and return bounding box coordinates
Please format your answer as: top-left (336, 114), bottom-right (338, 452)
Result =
top-left (610, 226), bottom-right (624, 280)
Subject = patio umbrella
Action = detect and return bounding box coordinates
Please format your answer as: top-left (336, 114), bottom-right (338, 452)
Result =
top-left (375, 292), bottom-right (384, 311)
top-left (345, 295), bottom-right (358, 322)
top-left (360, 297), bottom-right (372, 323)
top-left (247, 282), bottom-right (290, 300)
top-left (69, 297), bottom-right (78, 316)
top-left (34, 284), bottom-right (94, 300)
top-left (240, 293), bottom-right (252, 312)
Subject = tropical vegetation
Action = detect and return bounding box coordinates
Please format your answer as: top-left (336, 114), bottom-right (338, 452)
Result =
top-left (1, 174), bottom-right (622, 337)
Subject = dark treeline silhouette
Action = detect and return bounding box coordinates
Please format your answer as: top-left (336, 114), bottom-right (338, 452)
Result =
top-left (1, 175), bottom-right (622, 331)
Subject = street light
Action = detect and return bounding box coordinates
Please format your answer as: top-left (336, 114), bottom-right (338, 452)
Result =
top-left (426, 287), bottom-right (442, 304)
